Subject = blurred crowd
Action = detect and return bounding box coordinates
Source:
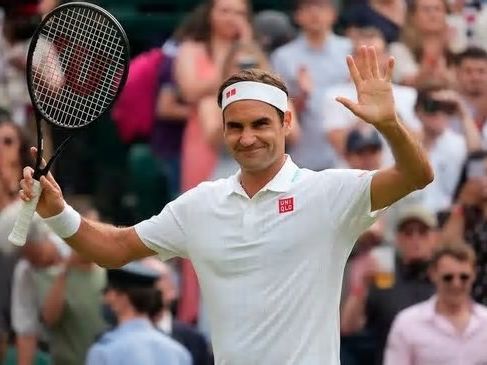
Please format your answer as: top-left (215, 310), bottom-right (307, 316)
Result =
top-left (1, 0), bottom-right (487, 364)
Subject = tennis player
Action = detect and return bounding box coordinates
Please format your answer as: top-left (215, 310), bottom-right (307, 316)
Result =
top-left (19, 46), bottom-right (433, 365)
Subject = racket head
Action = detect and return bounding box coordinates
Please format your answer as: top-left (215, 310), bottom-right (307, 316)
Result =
top-left (26, 2), bottom-right (130, 129)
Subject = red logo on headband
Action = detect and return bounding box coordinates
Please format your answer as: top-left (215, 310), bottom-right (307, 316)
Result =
top-left (226, 88), bottom-right (237, 99)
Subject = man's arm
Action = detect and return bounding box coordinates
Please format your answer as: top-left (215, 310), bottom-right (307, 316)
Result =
top-left (337, 46), bottom-right (433, 211)
top-left (20, 158), bottom-right (155, 268)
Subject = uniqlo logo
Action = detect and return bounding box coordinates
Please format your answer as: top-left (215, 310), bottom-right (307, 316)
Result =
top-left (226, 88), bottom-right (236, 98)
top-left (278, 197), bottom-right (294, 214)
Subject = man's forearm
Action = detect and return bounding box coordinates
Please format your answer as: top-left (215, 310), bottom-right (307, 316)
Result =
top-left (378, 118), bottom-right (433, 189)
top-left (65, 220), bottom-right (151, 268)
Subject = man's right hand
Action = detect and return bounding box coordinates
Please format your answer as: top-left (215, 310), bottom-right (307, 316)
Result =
top-left (19, 147), bottom-right (65, 218)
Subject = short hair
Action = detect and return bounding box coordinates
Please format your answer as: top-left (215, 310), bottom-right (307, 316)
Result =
top-left (454, 46), bottom-right (487, 66)
top-left (430, 242), bottom-right (476, 269)
top-left (293, 0), bottom-right (334, 11)
top-left (217, 69), bottom-right (288, 121)
top-left (414, 81), bottom-right (450, 110)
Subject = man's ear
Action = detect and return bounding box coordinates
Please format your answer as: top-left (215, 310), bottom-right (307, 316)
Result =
top-left (283, 110), bottom-right (292, 135)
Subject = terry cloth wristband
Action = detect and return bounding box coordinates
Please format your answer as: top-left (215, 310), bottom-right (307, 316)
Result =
top-left (221, 81), bottom-right (288, 112)
top-left (43, 202), bottom-right (81, 238)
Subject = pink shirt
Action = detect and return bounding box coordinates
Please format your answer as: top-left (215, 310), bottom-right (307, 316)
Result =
top-left (384, 296), bottom-right (487, 365)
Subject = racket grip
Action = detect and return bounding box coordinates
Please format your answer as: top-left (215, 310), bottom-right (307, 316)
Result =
top-left (8, 180), bottom-right (42, 247)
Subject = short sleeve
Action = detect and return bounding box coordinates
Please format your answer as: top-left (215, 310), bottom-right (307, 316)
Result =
top-left (388, 42), bottom-right (418, 84)
top-left (134, 201), bottom-right (188, 261)
top-left (85, 345), bottom-right (108, 365)
top-left (323, 169), bottom-right (384, 241)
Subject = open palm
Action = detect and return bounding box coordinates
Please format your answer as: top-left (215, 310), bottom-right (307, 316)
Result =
top-left (337, 46), bottom-right (396, 129)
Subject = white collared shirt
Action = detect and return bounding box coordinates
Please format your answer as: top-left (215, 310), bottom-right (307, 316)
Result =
top-left (135, 157), bottom-right (380, 365)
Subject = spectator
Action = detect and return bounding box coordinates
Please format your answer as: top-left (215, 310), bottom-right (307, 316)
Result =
top-left (338, 0), bottom-right (406, 43)
top-left (271, 0), bottom-right (352, 170)
top-left (324, 26), bottom-right (421, 165)
top-left (253, 10), bottom-right (296, 55)
top-left (384, 242), bottom-right (487, 365)
top-left (151, 5), bottom-right (209, 198)
top-left (453, 47), bottom-right (487, 139)
top-left (36, 204), bottom-right (106, 365)
top-left (413, 83), bottom-right (481, 213)
top-left (343, 128), bottom-right (383, 171)
top-left (442, 150), bottom-right (487, 305)
top-left (144, 257), bottom-right (212, 365)
top-left (341, 205), bottom-right (438, 365)
top-left (85, 262), bottom-right (191, 365)
top-left (389, 0), bottom-right (463, 87)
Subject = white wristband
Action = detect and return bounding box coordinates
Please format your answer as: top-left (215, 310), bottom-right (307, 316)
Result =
top-left (42, 203), bottom-right (81, 239)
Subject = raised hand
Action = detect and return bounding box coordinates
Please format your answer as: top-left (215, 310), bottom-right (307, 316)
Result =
top-left (19, 147), bottom-right (65, 218)
top-left (336, 46), bottom-right (397, 130)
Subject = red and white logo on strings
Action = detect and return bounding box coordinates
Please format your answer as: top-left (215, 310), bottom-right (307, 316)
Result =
top-left (226, 88), bottom-right (236, 99)
top-left (278, 197), bottom-right (294, 214)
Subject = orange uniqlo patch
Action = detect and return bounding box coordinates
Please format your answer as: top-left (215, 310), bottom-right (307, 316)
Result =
top-left (278, 197), bottom-right (294, 214)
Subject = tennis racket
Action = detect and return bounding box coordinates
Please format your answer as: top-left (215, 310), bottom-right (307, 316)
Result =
top-left (8, 2), bottom-right (130, 246)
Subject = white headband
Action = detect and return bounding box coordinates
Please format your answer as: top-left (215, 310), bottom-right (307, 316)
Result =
top-left (221, 81), bottom-right (288, 112)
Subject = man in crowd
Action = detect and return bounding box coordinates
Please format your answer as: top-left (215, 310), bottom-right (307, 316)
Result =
top-left (341, 205), bottom-right (438, 365)
top-left (85, 262), bottom-right (191, 365)
top-left (384, 242), bottom-right (487, 365)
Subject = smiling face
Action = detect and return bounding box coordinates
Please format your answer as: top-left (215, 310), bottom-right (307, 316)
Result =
top-left (223, 100), bottom-right (291, 174)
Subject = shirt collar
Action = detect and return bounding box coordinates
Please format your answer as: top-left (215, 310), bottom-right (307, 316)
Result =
top-left (425, 295), bottom-right (485, 327)
top-left (226, 155), bottom-right (299, 197)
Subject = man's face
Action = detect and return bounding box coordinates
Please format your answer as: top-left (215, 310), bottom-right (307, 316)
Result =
top-left (223, 100), bottom-right (290, 173)
top-left (346, 146), bottom-right (382, 170)
top-left (294, 2), bottom-right (335, 35)
top-left (456, 58), bottom-right (487, 98)
top-left (416, 105), bottom-right (449, 138)
top-left (430, 256), bottom-right (475, 307)
top-left (396, 220), bottom-right (437, 263)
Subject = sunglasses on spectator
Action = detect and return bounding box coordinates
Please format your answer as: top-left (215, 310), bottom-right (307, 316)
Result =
top-left (441, 273), bottom-right (471, 284)
top-left (0, 136), bottom-right (14, 146)
top-left (400, 225), bottom-right (430, 236)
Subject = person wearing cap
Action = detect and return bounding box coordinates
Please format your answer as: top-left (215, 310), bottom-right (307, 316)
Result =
top-left (384, 242), bottom-right (487, 365)
top-left (344, 128), bottom-right (383, 170)
top-left (323, 25), bottom-right (420, 166)
top-left (142, 258), bottom-right (212, 365)
top-left (85, 261), bottom-right (191, 365)
top-left (341, 204), bottom-right (438, 365)
top-left (19, 45), bottom-right (433, 365)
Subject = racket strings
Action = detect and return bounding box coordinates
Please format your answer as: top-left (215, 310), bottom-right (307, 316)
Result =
top-left (31, 5), bottom-right (127, 128)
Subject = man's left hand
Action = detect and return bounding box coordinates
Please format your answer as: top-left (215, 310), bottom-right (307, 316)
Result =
top-left (336, 46), bottom-right (397, 130)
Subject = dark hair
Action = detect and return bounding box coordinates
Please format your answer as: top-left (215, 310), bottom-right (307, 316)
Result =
top-left (452, 150), bottom-right (487, 201)
top-left (454, 46), bottom-right (487, 66)
top-left (217, 68), bottom-right (288, 121)
top-left (430, 242), bottom-right (476, 268)
top-left (124, 287), bottom-right (163, 316)
top-left (414, 81), bottom-right (456, 113)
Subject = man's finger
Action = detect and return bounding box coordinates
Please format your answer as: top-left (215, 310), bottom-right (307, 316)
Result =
top-left (368, 46), bottom-right (381, 78)
top-left (361, 46), bottom-right (373, 80)
top-left (384, 57), bottom-right (394, 82)
top-left (336, 97), bottom-right (359, 116)
top-left (346, 55), bottom-right (362, 87)
top-left (39, 175), bottom-right (56, 195)
top-left (45, 171), bottom-right (61, 191)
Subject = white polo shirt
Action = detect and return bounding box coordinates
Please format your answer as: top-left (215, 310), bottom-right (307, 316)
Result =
top-left (135, 157), bottom-right (380, 365)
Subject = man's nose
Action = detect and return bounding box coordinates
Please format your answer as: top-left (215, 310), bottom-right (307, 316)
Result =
top-left (239, 129), bottom-right (256, 146)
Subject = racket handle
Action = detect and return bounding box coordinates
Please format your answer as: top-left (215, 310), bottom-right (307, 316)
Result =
top-left (8, 180), bottom-right (42, 247)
